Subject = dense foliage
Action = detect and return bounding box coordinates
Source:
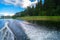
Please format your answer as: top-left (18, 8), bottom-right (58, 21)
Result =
top-left (13, 0), bottom-right (60, 18)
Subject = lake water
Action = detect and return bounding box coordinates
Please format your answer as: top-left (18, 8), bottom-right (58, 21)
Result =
top-left (0, 19), bottom-right (60, 40)
top-left (0, 19), bottom-right (22, 29)
top-left (0, 19), bottom-right (6, 29)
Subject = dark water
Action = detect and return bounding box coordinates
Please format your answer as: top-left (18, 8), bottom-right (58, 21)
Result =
top-left (0, 19), bottom-right (6, 29)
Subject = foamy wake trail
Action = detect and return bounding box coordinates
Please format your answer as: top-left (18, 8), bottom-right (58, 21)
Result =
top-left (0, 21), bottom-right (14, 40)
top-left (19, 21), bottom-right (60, 40)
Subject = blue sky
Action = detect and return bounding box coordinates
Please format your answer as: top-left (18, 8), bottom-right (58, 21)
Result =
top-left (0, 3), bottom-right (25, 15)
top-left (0, 1), bottom-right (25, 16)
top-left (0, 0), bottom-right (44, 16)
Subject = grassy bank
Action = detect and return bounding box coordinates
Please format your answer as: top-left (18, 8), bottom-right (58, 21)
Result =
top-left (17, 16), bottom-right (60, 22)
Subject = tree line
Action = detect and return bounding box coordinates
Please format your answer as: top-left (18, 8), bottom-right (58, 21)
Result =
top-left (13, 0), bottom-right (60, 18)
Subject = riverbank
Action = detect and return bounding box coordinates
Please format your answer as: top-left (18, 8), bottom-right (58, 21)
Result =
top-left (17, 16), bottom-right (60, 22)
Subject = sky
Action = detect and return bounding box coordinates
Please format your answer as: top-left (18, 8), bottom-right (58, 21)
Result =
top-left (0, 0), bottom-right (44, 16)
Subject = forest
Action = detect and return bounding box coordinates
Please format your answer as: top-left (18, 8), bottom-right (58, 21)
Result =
top-left (13, 0), bottom-right (60, 17)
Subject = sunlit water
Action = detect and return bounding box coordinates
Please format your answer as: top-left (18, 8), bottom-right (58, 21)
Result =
top-left (0, 19), bottom-right (60, 40)
top-left (0, 19), bottom-right (6, 29)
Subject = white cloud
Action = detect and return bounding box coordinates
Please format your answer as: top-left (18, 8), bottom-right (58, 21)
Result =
top-left (3, 13), bottom-right (15, 16)
top-left (3, 0), bottom-right (38, 8)
top-left (0, 13), bottom-right (15, 16)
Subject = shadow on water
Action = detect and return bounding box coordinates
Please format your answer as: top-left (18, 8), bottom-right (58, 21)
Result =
top-left (28, 20), bottom-right (60, 31)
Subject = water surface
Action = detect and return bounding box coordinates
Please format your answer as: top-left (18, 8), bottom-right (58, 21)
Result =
top-left (0, 19), bottom-right (6, 29)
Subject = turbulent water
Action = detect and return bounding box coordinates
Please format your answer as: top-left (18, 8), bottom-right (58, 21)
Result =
top-left (0, 19), bottom-right (60, 40)
top-left (16, 20), bottom-right (60, 40)
top-left (0, 20), bottom-right (14, 40)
